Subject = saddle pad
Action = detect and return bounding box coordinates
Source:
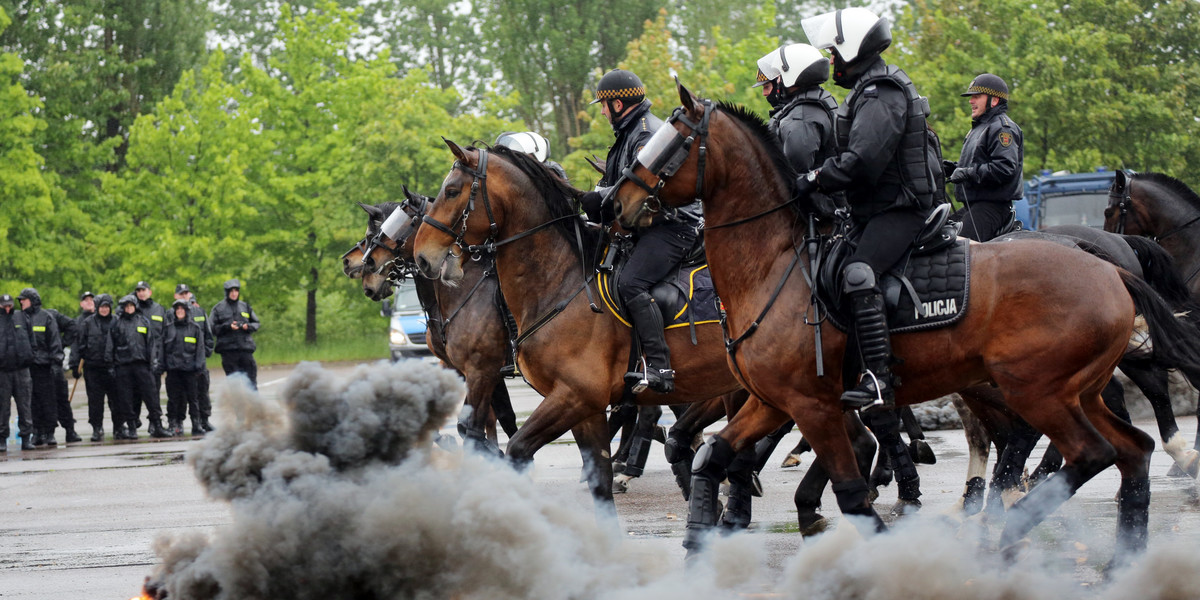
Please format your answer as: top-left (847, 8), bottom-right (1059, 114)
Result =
top-left (599, 264), bottom-right (721, 329)
top-left (824, 238), bottom-right (971, 334)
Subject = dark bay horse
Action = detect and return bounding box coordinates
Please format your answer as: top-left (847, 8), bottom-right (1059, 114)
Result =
top-left (342, 195), bottom-right (518, 454)
top-left (411, 142), bottom-right (768, 508)
top-left (1106, 170), bottom-right (1200, 458)
top-left (612, 83), bottom-right (1200, 564)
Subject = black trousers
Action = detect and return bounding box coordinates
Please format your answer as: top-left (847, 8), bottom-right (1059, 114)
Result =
top-left (29, 364), bottom-right (59, 435)
top-left (53, 366), bottom-right (75, 428)
top-left (849, 209), bottom-right (931, 275)
top-left (220, 350), bottom-right (258, 389)
top-left (952, 201), bottom-right (1012, 242)
top-left (0, 368), bottom-right (32, 439)
top-left (197, 368), bottom-right (212, 417)
top-left (116, 362), bottom-right (160, 425)
top-left (84, 366), bottom-right (122, 428)
top-left (617, 221), bottom-right (697, 303)
top-left (165, 370), bottom-right (200, 423)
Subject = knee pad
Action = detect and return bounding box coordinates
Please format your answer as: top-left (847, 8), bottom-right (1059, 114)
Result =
top-left (664, 434), bottom-right (691, 464)
top-left (841, 261), bottom-right (877, 295)
top-left (692, 436), bottom-right (735, 474)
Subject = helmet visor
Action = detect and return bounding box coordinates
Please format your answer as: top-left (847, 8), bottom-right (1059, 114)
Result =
top-left (802, 12), bottom-right (838, 49)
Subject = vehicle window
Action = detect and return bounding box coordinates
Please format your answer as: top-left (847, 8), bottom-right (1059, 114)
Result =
top-left (1040, 193), bottom-right (1108, 228)
top-left (392, 283), bottom-right (423, 312)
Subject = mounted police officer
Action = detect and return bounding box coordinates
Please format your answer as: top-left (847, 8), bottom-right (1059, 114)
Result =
top-left (943, 73), bottom-right (1024, 241)
top-left (579, 68), bottom-right (701, 393)
top-left (755, 43), bottom-right (839, 177)
top-left (494, 131), bottom-right (569, 181)
top-left (797, 8), bottom-right (936, 412)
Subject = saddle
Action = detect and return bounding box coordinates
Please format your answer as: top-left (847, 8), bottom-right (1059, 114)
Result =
top-left (597, 234), bottom-right (720, 338)
top-left (816, 203), bottom-right (971, 334)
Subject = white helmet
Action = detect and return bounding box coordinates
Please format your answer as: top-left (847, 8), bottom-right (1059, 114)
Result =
top-left (495, 131), bottom-right (550, 163)
top-left (753, 43), bottom-right (829, 89)
top-left (802, 7), bottom-right (892, 66)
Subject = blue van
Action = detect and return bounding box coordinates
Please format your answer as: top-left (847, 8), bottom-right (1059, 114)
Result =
top-left (383, 282), bottom-right (432, 360)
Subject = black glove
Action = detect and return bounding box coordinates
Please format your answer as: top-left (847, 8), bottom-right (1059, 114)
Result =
top-left (949, 167), bottom-right (973, 184)
top-left (941, 159), bottom-right (958, 176)
top-left (794, 170), bottom-right (819, 199)
top-left (580, 191), bottom-right (604, 222)
top-left (71, 366), bottom-right (80, 379)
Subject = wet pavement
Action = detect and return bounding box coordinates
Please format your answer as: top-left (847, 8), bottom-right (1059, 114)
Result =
top-left (3, 361), bottom-right (1200, 599)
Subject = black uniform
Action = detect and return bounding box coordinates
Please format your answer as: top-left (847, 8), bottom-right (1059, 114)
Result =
top-left (186, 299), bottom-right (214, 423)
top-left (72, 299), bottom-right (122, 434)
top-left (770, 87), bottom-right (839, 175)
top-left (162, 311), bottom-right (206, 430)
top-left (46, 308), bottom-right (78, 437)
top-left (109, 306), bottom-right (161, 432)
top-left (21, 292), bottom-right (63, 442)
top-left (0, 305), bottom-right (33, 447)
top-left (210, 286), bottom-right (260, 388)
top-left (947, 103), bottom-right (1023, 241)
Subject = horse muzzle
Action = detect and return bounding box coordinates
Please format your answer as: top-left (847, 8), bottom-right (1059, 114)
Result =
top-left (415, 248), bottom-right (463, 283)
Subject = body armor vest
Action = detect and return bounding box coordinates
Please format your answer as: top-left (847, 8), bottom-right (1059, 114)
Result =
top-left (835, 64), bottom-right (935, 209)
top-left (770, 88), bottom-right (839, 167)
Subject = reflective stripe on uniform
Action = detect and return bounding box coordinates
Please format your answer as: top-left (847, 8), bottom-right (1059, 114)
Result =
top-left (184, 336), bottom-right (197, 344)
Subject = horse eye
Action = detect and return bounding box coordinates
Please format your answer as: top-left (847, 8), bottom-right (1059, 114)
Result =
top-left (446, 188), bottom-right (461, 199)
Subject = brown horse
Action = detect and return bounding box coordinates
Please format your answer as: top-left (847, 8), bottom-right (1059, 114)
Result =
top-left (612, 83), bottom-right (1200, 565)
top-left (411, 141), bottom-right (768, 508)
top-left (342, 193), bottom-right (518, 454)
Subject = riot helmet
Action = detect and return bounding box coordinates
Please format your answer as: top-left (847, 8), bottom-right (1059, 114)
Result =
top-left (495, 131), bottom-right (551, 163)
top-left (754, 44), bottom-right (829, 107)
top-left (961, 73), bottom-right (1009, 103)
top-left (802, 8), bottom-right (892, 87)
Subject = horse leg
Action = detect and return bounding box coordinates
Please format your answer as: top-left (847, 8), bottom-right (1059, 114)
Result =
top-left (683, 395), bottom-right (787, 555)
top-left (457, 376), bottom-right (504, 457)
top-left (608, 403), bottom-right (637, 472)
top-left (953, 394), bottom-right (992, 516)
top-left (900, 405), bottom-right (936, 465)
top-left (780, 436), bottom-right (812, 469)
top-left (613, 405), bottom-right (664, 493)
top-left (864, 409), bottom-right (921, 515)
top-left (794, 412), bottom-right (877, 536)
top-left (1078, 385), bottom-right (1156, 566)
top-left (666, 395), bottom-right (732, 500)
top-left (987, 419), bottom-right (1041, 515)
top-left (753, 419), bottom-right (796, 472)
top-left (571, 411), bottom-right (619, 519)
top-left (1124, 363), bottom-right (1199, 477)
top-left (490, 380), bottom-right (519, 438)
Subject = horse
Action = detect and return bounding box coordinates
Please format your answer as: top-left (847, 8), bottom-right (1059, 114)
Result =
top-left (410, 141), bottom-right (802, 511)
top-left (1106, 170), bottom-right (1200, 458)
top-left (611, 82), bottom-right (1200, 565)
top-left (342, 194), bottom-right (518, 455)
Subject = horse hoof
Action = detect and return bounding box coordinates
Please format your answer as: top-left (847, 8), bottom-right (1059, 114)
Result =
top-left (780, 453), bottom-right (803, 469)
top-left (613, 474), bottom-right (633, 494)
top-left (799, 515), bottom-right (829, 537)
top-left (910, 439), bottom-right (937, 465)
top-left (891, 498), bottom-right (922, 518)
top-left (1181, 450), bottom-right (1200, 479)
top-left (1001, 488), bottom-right (1026, 510)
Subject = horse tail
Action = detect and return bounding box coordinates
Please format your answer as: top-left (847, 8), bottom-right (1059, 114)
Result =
top-left (1122, 235), bottom-right (1195, 308)
top-left (1120, 269), bottom-right (1200, 381)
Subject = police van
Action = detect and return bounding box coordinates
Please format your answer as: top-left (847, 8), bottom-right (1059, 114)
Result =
top-left (1013, 169), bottom-right (1117, 231)
top-left (381, 282), bottom-right (432, 361)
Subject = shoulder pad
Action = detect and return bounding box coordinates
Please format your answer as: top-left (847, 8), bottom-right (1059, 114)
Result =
top-left (862, 84), bottom-right (878, 98)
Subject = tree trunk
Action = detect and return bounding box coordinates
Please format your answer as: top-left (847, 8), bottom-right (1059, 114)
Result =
top-left (306, 265), bottom-right (318, 345)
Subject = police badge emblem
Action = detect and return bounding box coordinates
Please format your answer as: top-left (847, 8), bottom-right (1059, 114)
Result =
top-left (999, 132), bottom-right (1012, 147)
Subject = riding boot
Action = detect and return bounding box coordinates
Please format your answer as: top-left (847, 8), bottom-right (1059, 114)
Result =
top-left (623, 292), bottom-right (674, 394)
top-left (841, 288), bottom-right (897, 412)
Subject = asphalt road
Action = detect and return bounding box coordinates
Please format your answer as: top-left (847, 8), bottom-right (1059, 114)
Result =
top-left (2, 360), bottom-right (1200, 599)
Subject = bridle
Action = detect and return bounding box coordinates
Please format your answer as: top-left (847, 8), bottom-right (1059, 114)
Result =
top-left (619, 101), bottom-right (712, 225)
top-left (354, 197), bottom-right (429, 285)
top-left (1110, 170), bottom-right (1200, 242)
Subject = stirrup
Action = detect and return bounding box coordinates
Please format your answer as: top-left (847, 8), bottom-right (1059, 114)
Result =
top-left (625, 359), bottom-right (674, 394)
top-left (840, 370), bottom-right (892, 412)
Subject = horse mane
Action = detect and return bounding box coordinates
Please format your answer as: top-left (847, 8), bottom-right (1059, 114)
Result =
top-left (713, 101), bottom-right (799, 198)
top-left (1134, 172), bottom-right (1200, 212)
top-left (484, 144), bottom-right (602, 259)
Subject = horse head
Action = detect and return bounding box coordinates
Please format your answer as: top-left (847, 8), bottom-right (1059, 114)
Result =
top-left (1104, 170), bottom-right (1149, 235)
top-left (613, 81), bottom-right (713, 230)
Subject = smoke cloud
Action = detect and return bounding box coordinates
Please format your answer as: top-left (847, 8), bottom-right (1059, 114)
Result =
top-left (144, 360), bottom-right (1200, 600)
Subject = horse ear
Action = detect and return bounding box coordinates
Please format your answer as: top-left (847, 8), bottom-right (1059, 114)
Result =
top-left (402, 185), bottom-right (415, 201)
top-left (443, 137), bottom-right (469, 162)
top-left (357, 202), bottom-right (380, 218)
top-left (1114, 169), bottom-right (1127, 190)
top-left (677, 78), bottom-right (700, 116)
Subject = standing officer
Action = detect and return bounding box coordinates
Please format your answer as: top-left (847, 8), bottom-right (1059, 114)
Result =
top-left (0, 294), bottom-right (35, 451)
top-left (175, 284), bottom-right (214, 432)
top-left (72, 294), bottom-right (123, 441)
top-left (210, 279), bottom-right (260, 389)
top-left (134, 281), bottom-right (166, 395)
top-left (942, 73), bottom-right (1024, 241)
top-left (162, 299), bottom-right (206, 436)
top-left (45, 305), bottom-right (81, 443)
top-left (579, 68), bottom-right (701, 394)
top-left (111, 294), bottom-right (169, 439)
top-left (18, 288), bottom-right (62, 446)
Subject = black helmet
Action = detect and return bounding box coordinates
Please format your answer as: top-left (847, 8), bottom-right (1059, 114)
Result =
top-left (590, 69), bottom-right (645, 106)
top-left (961, 73), bottom-right (1009, 101)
